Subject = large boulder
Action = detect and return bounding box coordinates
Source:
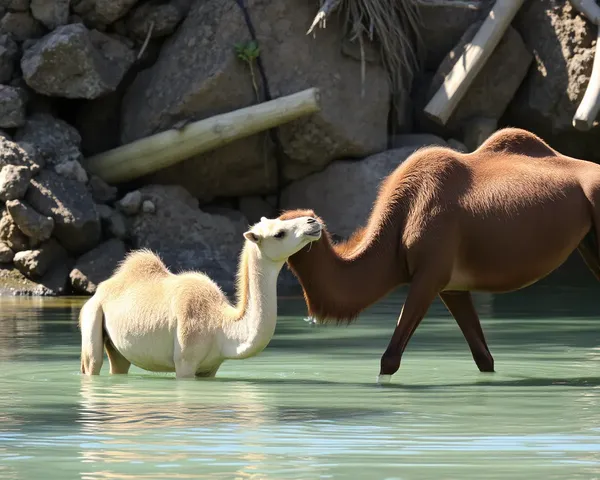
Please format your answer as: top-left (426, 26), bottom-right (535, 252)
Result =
top-left (0, 164), bottom-right (32, 201)
top-left (281, 141), bottom-right (439, 238)
top-left (13, 238), bottom-right (67, 278)
top-left (21, 23), bottom-right (135, 99)
top-left (0, 34), bottom-right (19, 83)
top-left (69, 238), bottom-right (126, 294)
top-left (71, 0), bottom-right (139, 28)
top-left (126, 0), bottom-right (185, 40)
top-left (422, 24), bottom-right (532, 135)
top-left (0, 260), bottom-right (72, 295)
top-left (128, 185), bottom-right (248, 292)
top-left (6, 199), bottom-right (54, 243)
top-left (121, 0), bottom-right (389, 197)
top-left (30, 0), bottom-right (69, 30)
top-left (0, 85), bottom-right (26, 128)
top-left (25, 169), bottom-right (101, 253)
top-left (507, 0), bottom-right (593, 136)
top-left (0, 11), bottom-right (44, 43)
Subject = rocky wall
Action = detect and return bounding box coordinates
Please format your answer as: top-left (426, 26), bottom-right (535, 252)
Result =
top-left (0, 0), bottom-right (595, 296)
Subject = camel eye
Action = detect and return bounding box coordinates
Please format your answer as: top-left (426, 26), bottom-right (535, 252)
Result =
top-left (274, 231), bottom-right (286, 239)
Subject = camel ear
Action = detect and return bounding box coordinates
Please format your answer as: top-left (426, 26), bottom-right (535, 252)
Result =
top-left (244, 231), bottom-right (260, 243)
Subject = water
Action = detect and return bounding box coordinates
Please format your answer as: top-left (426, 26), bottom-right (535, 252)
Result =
top-left (1, 285), bottom-right (600, 479)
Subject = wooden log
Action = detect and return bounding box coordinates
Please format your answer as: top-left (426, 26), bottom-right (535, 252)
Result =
top-left (573, 27), bottom-right (600, 131)
top-left (423, 0), bottom-right (526, 126)
top-left (569, 0), bottom-right (600, 24)
top-left (84, 88), bottom-right (321, 184)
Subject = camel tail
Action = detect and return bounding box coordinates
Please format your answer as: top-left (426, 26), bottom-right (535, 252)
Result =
top-left (79, 295), bottom-right (105, 375)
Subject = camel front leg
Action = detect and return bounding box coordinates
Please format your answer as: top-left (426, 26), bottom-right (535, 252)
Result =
top-left (439, 291), bottom-right (495, 372)
top-left (378, 274), bottom-right (440, 384)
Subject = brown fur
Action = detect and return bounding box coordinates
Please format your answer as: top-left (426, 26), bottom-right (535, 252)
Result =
top-left (280, 127), bottom-right (600, 378)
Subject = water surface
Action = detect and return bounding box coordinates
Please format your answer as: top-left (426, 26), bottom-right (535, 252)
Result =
top-left (1, 286), bottom-right (600, 479)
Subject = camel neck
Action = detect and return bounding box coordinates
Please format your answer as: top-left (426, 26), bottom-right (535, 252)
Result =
top-left (288, 229), bottom-right (406, 323)
top-left (221, 243), bottom-right (283, 359)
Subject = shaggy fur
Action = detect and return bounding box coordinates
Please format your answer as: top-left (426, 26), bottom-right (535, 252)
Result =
top-left (280, 127), bottom-right (600, 380)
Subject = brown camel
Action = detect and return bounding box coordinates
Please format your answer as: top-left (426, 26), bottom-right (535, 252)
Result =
top-left (279, 127), bottom-right (600, 383)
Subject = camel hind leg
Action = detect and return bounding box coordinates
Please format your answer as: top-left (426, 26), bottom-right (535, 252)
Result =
top-left (104, 336), bottom-right (131, 374)
top-left (79, 297), bottom-right (104, 375)
top-left (578, 227), bottom-right (600, 281)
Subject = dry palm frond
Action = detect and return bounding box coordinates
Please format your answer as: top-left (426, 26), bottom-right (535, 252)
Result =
top-left (308, 0), bottom-right (425, 102)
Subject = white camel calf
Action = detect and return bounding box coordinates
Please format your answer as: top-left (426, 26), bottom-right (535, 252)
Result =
top-left (79, 214), bottom-right (322, 378)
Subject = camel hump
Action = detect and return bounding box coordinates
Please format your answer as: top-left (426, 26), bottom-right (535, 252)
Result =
top-left (477, 128), bottom-right (557, 158)
top-left (115, 248), bottom-right (170, 278)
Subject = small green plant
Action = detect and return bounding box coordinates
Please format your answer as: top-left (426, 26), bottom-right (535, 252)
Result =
top-left (235, 40), bottom-right (260, 101)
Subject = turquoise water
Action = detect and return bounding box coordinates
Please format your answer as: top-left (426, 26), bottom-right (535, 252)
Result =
top-left (0, 286), bottom-right (600, 479)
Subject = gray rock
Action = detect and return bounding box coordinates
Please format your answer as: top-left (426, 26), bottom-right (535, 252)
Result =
top-left (463, 117), bottom-right (497, 151)
top-left (15, 141), bottom-right (43, 172)
top-left (425, 23), bottom-right (532, 134)
top-left (281, 143), bottom-right (436, 238)
top-left (25, 169), bottom-right (101, 253)
top-left (88, 174), bottom-right (117, 203)
top-left (0, 208), bottom-right (28, 251)
top-left (121, 0), bottom-right (389, 191)
top-left (0, 137), bottom-right (38, 172)
top-left (71, 0), bottom-right (139, 27)
top-left (0, 85), bottom-right (26, 128)
top-left (30, 0), bottom-right (69, 29)
top-left (0, 34), bottom-right (19, 83)
top-left (96, 203), bottom-right (111, 220)
top-left (129, 185), bottom-right (248, 292)
top-left (0, 0), bottom-right (29, 11)
top-left (117, 190), bottom-right (141, 215)
top-left (126, 0), bottom-right (184, 40)
top-left (13, 238), bottom-right (67, 278)
top-left (0, 164), bottom-right (31, 200)
top-left (0, 241), bottom-right (13, 262)
top-left (97, 204), bottom-right (127, 239)
top-left (21, 23), bottom-right (135, 99)
top-left (0, 11), bottom-right (44, 43)
top-left (141, 199), bottom-right (155, 214)
top-left (69, 238), bottom-right (126, 294)
top-left (54, 159), bottom-right (88, 183)
top-left (238, 196), bottom-right (275, 226)
top-left (448, 138), bottom-right (469, 153)
top-left (507, 0), bottom-right (593, 135)
top-left (0, 259), bottom-right (72, 295)
top-left (14, 113), bottom-right (82, 165)
top-left (6, 199), bottom-right (53, 242)
top-left (390, 133), bottom-right (447, 149)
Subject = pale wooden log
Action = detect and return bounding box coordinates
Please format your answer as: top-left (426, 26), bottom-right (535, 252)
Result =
top-left (570, 0), bottom-right (600, 24)
top-left (423, 0), bottom-right (526, 126)
top-left (84, 88), bottom-right (321, 184)
top-left (573, 27), bottom-right (600, 130)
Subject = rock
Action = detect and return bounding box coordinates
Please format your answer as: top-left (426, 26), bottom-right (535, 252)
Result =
top-left (88, 174), bottom-right (117, 203)
top-left (141, 199), bottom-right (155, 214)
top-left (448, 138), bottom-right (468, 153)
top-left (126, 0), bottom-right (184, 40)
top-left (0, 34), bottom-right (19, 83)
top-left (0, 137), bottom-right (38, 172)
top-left (21, 23), bottom-right (135, 99)
top-left (129, 185), bottom-right (248, 292)
top-left (390, 133), bottom-right (447, 149)
top-left (13, 238), bottom-right (67, 278)
top-left (15, 141), bottom-right (43, 172)
top-left (238, 196), bottom-right (275, 226)
top-left (463, 117), bottom-right (497, 151)
top-left (0, 164), bottom-right (31, 200)
top-left (69, 238), bottom-right (126, 294)
top-left (14, 113), bottom-right (82, 165)
top-left (0, 0), bottom-right (29, 11)
top-left (30, 0), bottom-right (69, 29)
top-left (0, 11), bottom-right (44, 43)
top-left (0, 85), bottom-right (26, 128)
top-left (0, 208), bottom-right (28, 251)
top-left (121, 0), bottom-right (389, 188)
top-left (424, 24), bottom-right (532, 134)
top-left (281, 143), bottom-right (435, 238)
top-left (25, 169), bottom-right (101, 253)
top-left (6, 199), bottom-right (53, 243)
top-left (54, 159), bottom-right (88, 183)
top-left (71, 0), bottom-right (139, 27)
top-left (0, 241), bottom-right (13, 262)
top-left (417, 0), bottom-right (490, 70)
top-left (116, 190), bottom-right (141, 215)
top-left (0, 258), bottom-right (71, 295)
top-left (507, 0), bottom-right (594, 135)
top-left (98, 203), bottom-right (127, 239)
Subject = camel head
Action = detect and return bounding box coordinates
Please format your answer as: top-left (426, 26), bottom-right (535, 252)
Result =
top-left (243, 214), bottom-right (322, 262)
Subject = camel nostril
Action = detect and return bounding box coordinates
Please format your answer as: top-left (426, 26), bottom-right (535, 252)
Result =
top-left (307, 218), bottom-right (316, 224)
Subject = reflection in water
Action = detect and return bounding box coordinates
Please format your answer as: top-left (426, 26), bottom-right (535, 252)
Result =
top-left (0, 285), bottom-right (599, 479)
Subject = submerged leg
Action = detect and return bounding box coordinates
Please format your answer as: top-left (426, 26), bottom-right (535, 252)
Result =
top-left (439, 291), bottom-right (495, 372)
top-left (104, 338), bottom-right (131, 375)
top-left (378, 274), bottom-right (440, 383)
